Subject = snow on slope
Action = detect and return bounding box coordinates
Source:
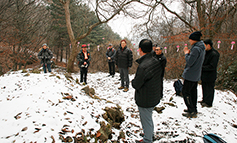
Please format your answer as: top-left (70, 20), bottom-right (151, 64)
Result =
top-left (0, 69), bottom-right (236, 142)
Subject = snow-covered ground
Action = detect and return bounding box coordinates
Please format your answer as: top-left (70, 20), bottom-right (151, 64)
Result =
top-left (0, 68), bottom-right (236, 143)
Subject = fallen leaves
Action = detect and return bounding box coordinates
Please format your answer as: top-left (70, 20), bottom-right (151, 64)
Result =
top-left (14, 112), bottom-right (22, 120)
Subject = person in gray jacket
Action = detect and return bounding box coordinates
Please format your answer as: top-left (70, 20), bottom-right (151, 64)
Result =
top-left (106, 43), bottom-right (116, 77)
top-left (182, 31), bottom-right (205, 118)
top-left (38, 43), bottom-right (53, 73)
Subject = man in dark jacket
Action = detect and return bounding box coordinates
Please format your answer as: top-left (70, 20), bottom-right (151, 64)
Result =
top-left (38, 43), bottom-right (53, 73)
top-left (154, 46), bottom-right (167, 98)
top-left (115, 39), bottom-right (133, 92)
top-left (77, 44), bottom-right (91, 84)
top-left (182, 31), bottom-right (205, 118)
top-left (199, 39), bottom-right (220, 107)
top-left (132, 39), bottom-right (162, 143)
top-left (106, 43), bottom-right (116, 77)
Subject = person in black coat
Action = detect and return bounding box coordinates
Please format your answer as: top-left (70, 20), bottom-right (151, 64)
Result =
top-left (132, 39), bottom-right (162, 143)
top-left (200, 39), bottom-right (220, 107)
top-left (77, 44), bottom-right (91, 84)
top-left (106, 43), bottom-right (116, 77)
top-left (115, 39), bottom-right (133, 92)
top-left (38, 43), bottom-right (53, 73)
top-left (154, 46), bottom-right (167, 98)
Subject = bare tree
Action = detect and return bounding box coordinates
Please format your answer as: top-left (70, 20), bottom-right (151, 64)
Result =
top-left (0, 0), bottom-right (52, 71)
top-left (58, 0), bottom-right (161, 72)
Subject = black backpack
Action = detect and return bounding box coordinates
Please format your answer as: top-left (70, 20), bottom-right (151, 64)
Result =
top-left (203, 131), bottom-right (227, 143)
top-left (173, 79), bottom-right (183, 96)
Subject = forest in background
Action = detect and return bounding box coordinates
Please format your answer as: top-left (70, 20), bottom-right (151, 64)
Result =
top-left (0, 0), bottom-right (236, 94)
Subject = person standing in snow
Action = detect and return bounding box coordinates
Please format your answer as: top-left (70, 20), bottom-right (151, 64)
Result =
top-left (106, 43), bottom-right (116, 77)
top-left (115, 39), bottom-right (133, 92)
top-left (199, 39), bottom-right (220, 107)
top-left (132, 39), bottom-right (162, 143)
top-left (38, 43), bottom-right (53, 73)
top-left (182, 31), bottom-right (205, 118)
top-left (154, 46), bottom-right (167, 98)
top-left (77, 44), bottom-right (91, 84)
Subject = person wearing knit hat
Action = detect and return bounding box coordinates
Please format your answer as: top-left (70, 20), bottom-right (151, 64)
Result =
top-left (181, 31), bottom-right (205, 118)
top-left (38, 43), bottom-right (53, 73)
top-left (76, 44), bottom-right (91, 84)
top-left (189, 31), bottom-right (202, 41)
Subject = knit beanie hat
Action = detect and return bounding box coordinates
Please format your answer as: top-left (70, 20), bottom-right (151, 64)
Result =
top-left (189, 31), bottom-right (202, 41)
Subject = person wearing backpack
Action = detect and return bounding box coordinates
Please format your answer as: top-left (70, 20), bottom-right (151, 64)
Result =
top-left (182, 31), bottom-right (205, 118)
top-left (106, 43), bottom-right (116, 77)
top-left (199, 39), bottom-right (220, 107)
top-left (77, 44), bottom-right (91, 84)
top-left (38, 43), bottom-right (53, 73)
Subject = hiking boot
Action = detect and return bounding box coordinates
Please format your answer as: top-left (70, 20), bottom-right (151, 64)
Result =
top-left (198, 100), bottom-right (204, 103)
top-left (123, 87), bottom-right (129, 92)
top-left (182, 112), bottom-right (197, 118)
top-left (135, 139), bottom-right (146, 143)
top-left (118, 86), bottom-right (124, 90)
top-left (140, 133), bottom-right (155, 141)
top-left (201, 102), bottom-right (212, 108)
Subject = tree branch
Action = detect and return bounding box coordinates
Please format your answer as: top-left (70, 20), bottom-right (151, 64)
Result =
top-left (160, 2), bottom-right (197, 31)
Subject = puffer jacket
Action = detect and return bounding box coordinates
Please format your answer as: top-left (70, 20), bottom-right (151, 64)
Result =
top-left (132, 53), bottom-right (162, 108)
top-left (38, 48), bottom-right (53, 64)
top-left (115, 46), bottom-right (133, 69)
top-left (182, 41), bottom-right (205, 82)
top-left (76, 50), bottom-right (91, 68)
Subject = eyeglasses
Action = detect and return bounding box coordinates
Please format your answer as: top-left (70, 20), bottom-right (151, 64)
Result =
top-left (155, 49), bottom-right (161, 51)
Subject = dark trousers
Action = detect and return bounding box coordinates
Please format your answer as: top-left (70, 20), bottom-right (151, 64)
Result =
top-left (108, 62), bottom-right (115, 75)
top-left (42, 63), bottom-right (51, 73)
top-left (202, 81), bottom-right (215, 106)
top-left (182, 80), bottom-right (198, 113)
top-left (80, 67), bottom-right (88, 83)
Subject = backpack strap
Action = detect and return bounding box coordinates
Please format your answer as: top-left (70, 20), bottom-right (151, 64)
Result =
top-left (204, 135), bottom-right (217, 143)
top-left (208, 134), bottom-right (227, 143)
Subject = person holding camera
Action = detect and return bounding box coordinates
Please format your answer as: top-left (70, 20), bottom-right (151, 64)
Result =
top-left (38, 43), bottom-right (53, 73)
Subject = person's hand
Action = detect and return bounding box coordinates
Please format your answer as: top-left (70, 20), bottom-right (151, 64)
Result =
top-left (108, 57), bottom-right (111, 60)
top-left (84, 62), bottom-right (87, 65)
top-left (183, 47), bottom-right (190, 54)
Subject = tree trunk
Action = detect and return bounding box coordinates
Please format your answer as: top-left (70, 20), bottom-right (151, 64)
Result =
top-left (63, 0), bottom-right (77, 73)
